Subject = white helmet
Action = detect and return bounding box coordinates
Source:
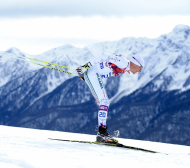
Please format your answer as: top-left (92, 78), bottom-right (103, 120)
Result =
top-left (130, 54), bottom-right (144, 70)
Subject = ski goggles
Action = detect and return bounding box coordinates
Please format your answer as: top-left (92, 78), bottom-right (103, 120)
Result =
top-left (133, 57), bottom-right (143, 70)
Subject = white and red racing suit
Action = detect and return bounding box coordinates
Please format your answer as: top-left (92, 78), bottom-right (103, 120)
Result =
top-left (84, 54), bottom-right (130, 127)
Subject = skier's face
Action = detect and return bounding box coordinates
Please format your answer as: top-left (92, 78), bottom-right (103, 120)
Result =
top-left (130, 62), bottom-right (142, 74)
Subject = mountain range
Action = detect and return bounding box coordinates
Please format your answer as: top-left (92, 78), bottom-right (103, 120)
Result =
top-left (0, 24), bottom-right (190, 146)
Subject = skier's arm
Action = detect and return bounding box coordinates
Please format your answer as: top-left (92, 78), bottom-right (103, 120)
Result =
top-left (76, 54), bottom-right (129, 75)
top-left (76, 54), bottom-right (109, 74)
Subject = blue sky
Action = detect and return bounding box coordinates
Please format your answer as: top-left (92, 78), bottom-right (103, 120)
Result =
top-left (0, 0), bottom-right (190, 54)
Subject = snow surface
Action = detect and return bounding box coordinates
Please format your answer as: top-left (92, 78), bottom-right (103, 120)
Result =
top-left (0, 125), bottom-right (190, 168)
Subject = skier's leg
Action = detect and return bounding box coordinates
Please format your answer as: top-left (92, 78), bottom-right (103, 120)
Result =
top-left (84, 67), bottom-right (118, 143)
top-left (84, 67), bottom-right (109, 128)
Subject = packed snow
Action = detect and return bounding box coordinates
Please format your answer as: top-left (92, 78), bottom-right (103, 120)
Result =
top-left (0, 125), bottom-right (190, 168)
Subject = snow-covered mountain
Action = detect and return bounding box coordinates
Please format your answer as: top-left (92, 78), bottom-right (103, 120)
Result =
top-left (0, 24), bottom-right (190, 146)
top-left (1, 125), bottom-right (190, 168)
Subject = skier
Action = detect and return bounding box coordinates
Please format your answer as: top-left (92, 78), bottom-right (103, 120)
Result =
top-left (76, 54), bottom-right (144, 143)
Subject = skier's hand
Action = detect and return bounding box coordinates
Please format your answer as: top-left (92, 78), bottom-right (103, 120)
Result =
top-left (76, 62), bottom-right (92, 74)
top-left (76, 66), bottom-right (87, 74)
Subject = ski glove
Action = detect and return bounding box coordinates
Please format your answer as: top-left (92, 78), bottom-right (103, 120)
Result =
top-left (76, 62), bottom-right (92, 74)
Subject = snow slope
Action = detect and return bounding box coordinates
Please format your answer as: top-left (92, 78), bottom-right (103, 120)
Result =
top-left (0, 125), bottom-right (190, 168)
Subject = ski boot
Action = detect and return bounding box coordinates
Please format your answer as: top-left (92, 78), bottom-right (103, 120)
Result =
top-left (96, 125), bottom-right (118, 144)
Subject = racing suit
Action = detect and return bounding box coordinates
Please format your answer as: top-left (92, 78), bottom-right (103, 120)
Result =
top-left (83, 54), bottom-right (130, 127)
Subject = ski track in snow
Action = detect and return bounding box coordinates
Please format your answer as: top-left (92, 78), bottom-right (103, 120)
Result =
top-left (0, 126), bottom-right (190, 168)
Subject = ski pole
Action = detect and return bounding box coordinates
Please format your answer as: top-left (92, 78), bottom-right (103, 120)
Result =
top-left (32, 62), bottom-right (74, 75)
top-left (28, 58), bottom-right (70, 69)
top-left (6, 54), bottom-right (75, 75)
